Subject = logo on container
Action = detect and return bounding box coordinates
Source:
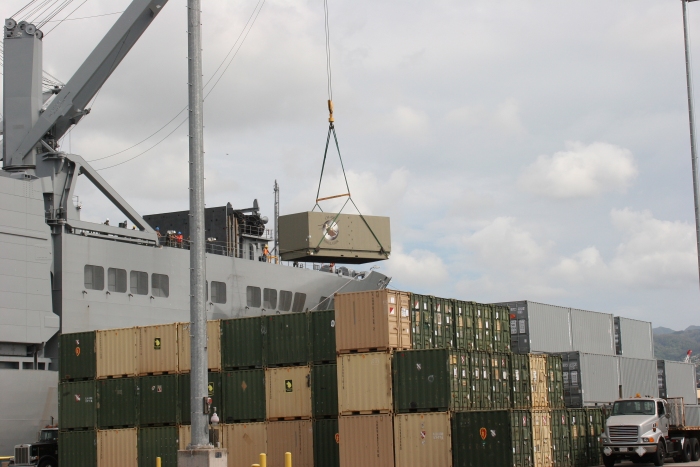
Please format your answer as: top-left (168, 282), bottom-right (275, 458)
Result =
top-left (321, 220), bottom-right (339, 242)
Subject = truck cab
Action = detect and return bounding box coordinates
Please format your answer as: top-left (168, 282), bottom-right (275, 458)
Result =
top-left (601, 396), bottom-right (700, 466)
top-left (10, 428), bottom-right (58, 467)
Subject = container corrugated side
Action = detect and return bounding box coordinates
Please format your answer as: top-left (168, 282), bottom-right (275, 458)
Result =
top-left (546, 355), bottom-right (565, 409)
top-left (451, 410), bottom-right (512, 467)
top-left (550, 410), bottom-right (570, 467)
top-left (470, 351), bottom-right (493, 410)
top-left (531, 409), bottom-right (553, 467)
top-left (433, 297), bottom-right (454, 349)
top-left (529, 354), bottom-right (549, 408)
top-left (59, 430), bottom-right (96, 467)
top-left (59, 380), bottom-right (96, 429)
top-left (510, 411), bottom-right (533, 467)
top-left (619, 357), bottom-right (658, 399)
top-left (472, 303), bottom-right (494, 352)
top-left (511, 354), bottom-right (532, 409)
top-left (338, 352), bottom-right (393, 414)
top-left (60, 331), bottom-right (96, 381)
top-left (96, 377), bottom-right (138, 428)
top-left (223, 422), bottom-right (267, 467)
top-left (685, 405), bottom-right (700, 427)
top-left (585, 408), bottom-right (604, 466)
top-left (394, 412), bottom-right (452, 467)
top-left (453, 300), bottom-right (473, 351)
top-left (265, 366), bottom-right (312, 420)
top-left (569, 308), bottom-right (614, 355)
top-left (221, 317), bottom-right (265, 369)
top-left (492, 305), bottom-right (511, 353)
top-left (98, 428), bottom-right (137, 467)
top-left (498, 300), bottom-right (530, 354)
top-left (568, 409), bottom-right (587, 467)
top-left (221, 369), bottom-right (266, 423)
top-left (139, 374), bottom-right (179, 425)
top-left (526, 302), bottom-right (572, 354)
top-left (178, 425), bottom-right (190, 450)
top-left (310, 309), bottom-right (336, 363)
top-left (617, 317), bottom-right (654, 359)
top-left (410, 294), bottom-right (434, 349)
top-left (179, 372), bottom-right (222, 425)
top-left (267, 420), bottom-right (313, 467)
top-left (491, 352), bottom-right (511, 409)
top-left (177, 320), bottom-right (221, 372)
top-left (565, 352), bottom-right (620, 406)
top-left (313, 419), bottom-right (340, 467)
top-left (665, 360), bottom-right (698, 404)
top-left (265, 313), bottom-right (309, 366)
top-left (312, 363), bottom-right (338, 417)
top-left (139, 324), bottom-right (178, 375)
top-left (96, 327), bottom-right (138, 379)
top-left (393, 349), bottom-right (459, 412)
top-left (138, 426), bottom-right (178, 467)
top-left (338, 414), bottom-right (394, 467)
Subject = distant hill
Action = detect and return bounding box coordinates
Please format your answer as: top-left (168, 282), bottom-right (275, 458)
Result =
top-left (654, 327), bottom-right (676, 336)
top-left (653, 326), bottom-right (700, 361)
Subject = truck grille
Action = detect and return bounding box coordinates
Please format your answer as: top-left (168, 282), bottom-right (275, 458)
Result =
top-left (608, 426), bottom-right (639, 443)
top-left (14, 444), bottom-right (30, 464)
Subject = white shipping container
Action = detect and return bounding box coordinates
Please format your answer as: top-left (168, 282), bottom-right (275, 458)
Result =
top-left (563, 352), bottom-right (620, 406)
top-left (685, 405), bottom-right (700, 427)
top-left (616, 317), bottom-right (654, 359)
top-left (665, 361), bottom-right (698, 405)
top-left (619, 357), bottom-right (658, 399)
top-left (570, 308), bottom-right (615, 356)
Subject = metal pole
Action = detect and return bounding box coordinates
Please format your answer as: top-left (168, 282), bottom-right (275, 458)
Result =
top-left (273, 181), bottom-right (279, 258)
top-left (187, 0), bottom-right (209, 448)
top-left (683, 0), bottom-right (700, 289)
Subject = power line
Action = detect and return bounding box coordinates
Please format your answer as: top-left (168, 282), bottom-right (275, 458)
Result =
top-left (45, 10), bottom-right (121, 22)
top-left (44, 0), bottom-right (89, 35)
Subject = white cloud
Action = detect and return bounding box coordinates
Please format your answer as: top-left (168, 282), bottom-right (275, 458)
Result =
top-left (384, 245), bottom-right (449, 290)
top-left (444, 99), bottom-right (526, 136)
top-left (463, 217), bottom-right (547, 268)
top-left (518, 142), bottom-right (638, 198)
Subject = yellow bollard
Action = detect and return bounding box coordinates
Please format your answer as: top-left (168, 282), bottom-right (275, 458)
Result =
top-left (252, 465), bottom-right (260, 467)
top-left (156, 457), bottom-right (161, 467)
top-left (259, 453), bottom-right (267, 467)
top-left (285, 452), bottom-right (292, 467)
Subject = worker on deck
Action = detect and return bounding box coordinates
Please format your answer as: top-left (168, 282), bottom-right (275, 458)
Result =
top-left (176, 231), bottom-right (183, 248)
top-left (104, 218), bottom-right (110, 226)
top-left (262, 245), bottom-right (270, 262)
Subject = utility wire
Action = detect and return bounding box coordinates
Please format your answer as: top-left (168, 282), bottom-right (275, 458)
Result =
top-left (45, 11), bottom-right (121, 22)
top-left (13, 0), bottom-right (41, 18)
top-left (44, 0), bottom-right (88, 35)
top-left (324, 0), bottom-right (333, 101)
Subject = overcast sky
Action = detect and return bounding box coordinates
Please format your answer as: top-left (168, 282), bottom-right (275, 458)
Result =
top-left (4, 0), bottom-right (700, 329)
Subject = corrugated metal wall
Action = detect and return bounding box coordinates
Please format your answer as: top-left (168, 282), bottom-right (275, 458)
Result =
top-left (579, 353), bottom-right (620, 404)
top-left (527, 302), bottom-right (572, 353)
top-left (665, 361), bottom-right (698, 405)
top-left (569, 309), bottom-right (614, 356)
top-left (619, 357), bottom-right (658, 399)
top-left (618, 317), bottom-right (653, 359)
top-left (685, 405), bottom-right (700, 427)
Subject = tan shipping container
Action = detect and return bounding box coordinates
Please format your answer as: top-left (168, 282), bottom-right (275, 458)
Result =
top-left (335, 289), bottom-right (411, 353)
top-left (178, 320), bottom-right (222, 372)
top-left (139, 323), bottom-right (179, 375)
top-left (96, 328), bottom-right (138, 378)
top-left (338, 352), bottom-right (393, 414)
top-left (529, 355), bottom-right (549, 408)
top-left (178, 425), bottom-right (191, 450)
top-left (394, 412), bottom-right (452, 467)
top-left (531, 410), bottom-right (553, 467)
top-left (223, 423), bottom-right (267, 467)
top-left (266, 366), bottom-right (312, 420)
top-left (267, 420), bottom-right (313, 467)
top-left (98, 428), bottom-right (138, 467)
top-left (339, 414), bottom-right (394, 467)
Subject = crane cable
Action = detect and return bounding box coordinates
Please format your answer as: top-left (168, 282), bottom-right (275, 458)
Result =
top-left (311, 0), bottom-right (388, 257)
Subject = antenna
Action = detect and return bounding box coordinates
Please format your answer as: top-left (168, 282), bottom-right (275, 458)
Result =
top-left (274, 180), bottom-right (280, 258)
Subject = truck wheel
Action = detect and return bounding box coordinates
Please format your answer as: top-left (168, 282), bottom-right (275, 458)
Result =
top-left (38, 458), bottom-right (56, 467)
top-left (691, 438), bottom-right (700, 462)
top-left (652, 441), bottom-right (666, 466)
top-left (603, 455), bottom-right (616, 467)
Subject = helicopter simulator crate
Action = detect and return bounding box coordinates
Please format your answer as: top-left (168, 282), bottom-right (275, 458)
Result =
top-left (278, 211), bottom-right (391, 264)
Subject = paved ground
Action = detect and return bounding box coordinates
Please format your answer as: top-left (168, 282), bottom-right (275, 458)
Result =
top-left (597, 461), bottom-right (700, 466)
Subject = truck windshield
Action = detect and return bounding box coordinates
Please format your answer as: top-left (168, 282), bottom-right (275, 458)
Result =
top-left (40, 430), bottom-right (58, 441)
top-left (612, 400), bottom-right (655, 416)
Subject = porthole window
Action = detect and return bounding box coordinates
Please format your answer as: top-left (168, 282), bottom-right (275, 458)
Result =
top-left (130, 271), bottom-right (148, 295)
top-left (246, 286), bottom-right (261, 308)
top-left (279, 290), bottom-right (293, 312)
top-left (108, 268), bottom-right (127, 293)
top-left (292, 293), bottom-right (307, 313)
top-left (84, 265), bottom-right (104, 290)
top-left (211, 281), bottom-right (227, 304)
top-left (152, 274), bottom-right (169, 298)
top-left (263, 288), bottom-right (277, 309)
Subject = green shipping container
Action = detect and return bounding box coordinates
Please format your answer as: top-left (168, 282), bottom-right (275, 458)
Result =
top-left (393, 348), bottom-right (460, 412)
top-left (453, 300), bottom-right (474, 351)
top-left (59, 331), bottom-right (96, 381)
top-left (433, 297), bottom-right (454, 348)
top-left (96, 377), bottom-right (138, 428)
top-left (59, 430), bottom-right (96, 467)
top-left (178, 372), bottom-right (222, 425)
top-left (511, 354), bottom-right (532, 409)
top-left (492, 305), bottom-right (511, 353)
top-left (221, 369), bottom-right (265, 423)
top-left (510, 410), bottom-right (534, 467)
top-left (568, 409), bottom-right (588, 467)
top-left (585, 408), bottom-right (605, 467)
top-left (221, 317), bottom-right (265, 369)
top-left (265, 313), bottom-right (309, 366)
top-left (312, 364), bottom-right (338, 418)
top-left (470, 351), bottom-right (492, 410)
top-left (138, 426), bottom-right (179, 467)
top-left (546, 355), bottom-right (565, 409)
top-left (551, 409), bottom-right (572, 467)
top-left (313, 418), bottom-right (340, 467)
top-left (59, 380), bottom-right (96, 430)
top-left (452, 410), bottom-right (512, 467)
top-left (490, 353), bottom-right (511, 409)
top-left (472, 303), bottom-right (494, 352)
top-left (310, 310), bottom-right (336, 363)
top-left (410, 294), bottom-right (434, 349)
top-left (457, 352), bottom-right (471, 409)
top-left (140, 374), bottom-right (178, 425)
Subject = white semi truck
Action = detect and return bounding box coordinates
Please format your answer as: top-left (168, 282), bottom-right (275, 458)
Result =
top-left (601, 397), bottom-right (700, 466)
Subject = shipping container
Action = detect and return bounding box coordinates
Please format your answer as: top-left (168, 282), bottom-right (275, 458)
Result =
top-left (585, 408), bottom-right (605, 467)
top-left (221, 317), bottom-right (265, 369)
top-left (567, 409), bottom-right (587, 467)
top-left (59, 380), bottom-right (96, 430)
top-left (685, 405), bottom-right (700, 427)
top-left (452, 410), bottom-right (512, 467)
top-left (140, 374), bottom-right (178, 425)
top-left (266, 366), bottom-right (312, 420)
top-left (433, 297), bottom-right (454, 349)
top-left (496, 301), bottom-right (572, 354)
top-left (96, 377), bottom-right (138, 428)
top-left (393, 349), bottom-right (460, 413)
top-left (546, 355), bottom-right (565, 409)
top-left (139, 324), bottom-right (178, 375)
top-left (394, 412), bottom-right (452, 467)
top-left (472, 303), bottom-right (494, 352)
top-left (664, 360), bottom-right (698, 404)
top-left (658, 360), bottom-right (667, 399)
top-left (335, 289), bottom-right (411, 352)
top-left (59, 428), bottom-right (138, 467)
top-left (314, 418), bottom-right (340, 467)
top-left (278, 211), bottom-right (391, 264)
top-left (178, 424), bottom-right (190, 449)
top-left (560, 352), bottom-right (620, 407)
top-left (529, 355), bottom-right (549, 408)
top-left (338, 414), bottom-right (394, 467)
top-left (179, 372), bottom-right (222, 425)
top-left (221, 369), bottom-right (266, 423)
top-left (265, 313), bottom-right (309, 366)
top-left (222, 422), bottom-right (267, 467)
top-left (469, 351), bottom-right (493, 410)
top-left (138, 426), bottom-right (179, 467)
top-left (312, 363), bottom-right (338, 417)
top-left (310, 309), bottom-right (336, 363)
top-left (492, 305), bottom-right (511, 353)
top-left (410, 294), bottom-right (434, 349)
top-left (97, 327), bottom-right (139, 379)
top-left (338, 352), bottom-right (393, 414)
top-left (619, 357), bottom-right (658, 399)
top-left (453, 300), bottom-right (473, 351)
top-left (530, 410), bottom-right (553, 467)
top-left (550, 409), bottom-right (571, 467)
top-left (510, 410), bottom-right (534, 467)
top-left (60, 331), bottom-right (96, 381)
top-left (177, 320), bottom-right (221, 372)
top-left (267, 419), bottom-right (314, 467)
top-left (569, 308), bottom-right (614, 356)
top-left (491, 353), bottom-right (512, 409)
top-left (511, 354), bottom-right (533, 409)
top-left (614, 316), bottom-right (653, 359)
